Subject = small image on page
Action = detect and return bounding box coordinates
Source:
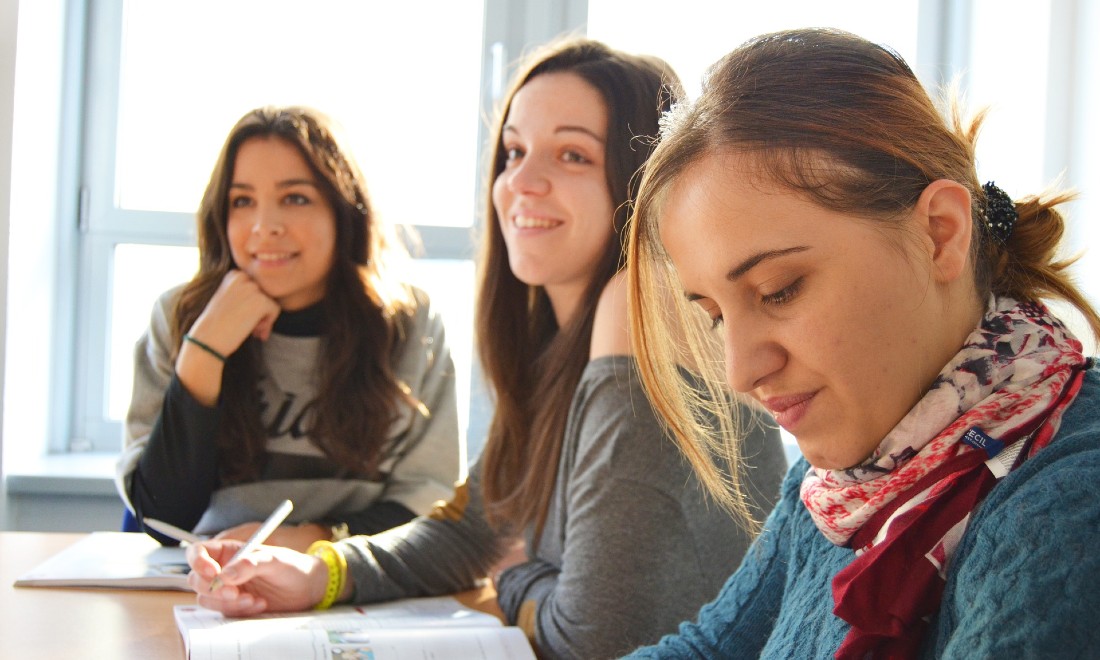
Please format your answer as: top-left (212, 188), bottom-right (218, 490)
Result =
top-left (326, 627), bottom-right (534, 660)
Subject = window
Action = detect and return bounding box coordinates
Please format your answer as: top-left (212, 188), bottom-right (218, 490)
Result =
top-left (4, 0), bottom-right (1098, 478)
top-left (589, 0), bottom-right (921, 98)
top-left (76, 0), bottom-right (487, 453)
top-left (6, 0), bottom-right (592, 475)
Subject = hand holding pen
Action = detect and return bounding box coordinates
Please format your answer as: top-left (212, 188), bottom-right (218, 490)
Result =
top-left (184, 500), bottom-right (338, 617)
top-left (209, 499), bottom-right (294, 591)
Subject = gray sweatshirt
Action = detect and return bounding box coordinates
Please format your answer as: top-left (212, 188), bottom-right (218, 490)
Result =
top-left (116, 284), bottom-right (462, 538)
top-left (337, 356), bottom-right (787, 659)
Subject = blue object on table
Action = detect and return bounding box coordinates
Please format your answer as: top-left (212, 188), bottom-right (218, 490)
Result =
top-left (121, 508), bottom-right (141, 532)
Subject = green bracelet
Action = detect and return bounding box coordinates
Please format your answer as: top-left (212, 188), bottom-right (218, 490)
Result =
top-left (183, 334), bottom-right (227, 362)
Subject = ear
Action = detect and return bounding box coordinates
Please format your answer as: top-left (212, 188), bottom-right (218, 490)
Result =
top-left (913, 179), bottom-right (973, 284)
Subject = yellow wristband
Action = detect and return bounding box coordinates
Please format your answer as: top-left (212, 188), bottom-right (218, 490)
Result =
top-left (306, 540), bottom-right (347, 610)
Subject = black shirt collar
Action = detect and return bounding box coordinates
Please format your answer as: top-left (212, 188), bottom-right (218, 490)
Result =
top-left (272, 301), bottom-right (324, 337)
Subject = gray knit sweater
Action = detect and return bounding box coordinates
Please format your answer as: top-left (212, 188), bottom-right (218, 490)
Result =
top-left (337, 356), bottom-right (787, 660)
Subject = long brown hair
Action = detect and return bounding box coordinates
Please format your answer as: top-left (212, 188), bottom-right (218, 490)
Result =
top-left (476, 39), bottom-right (679, 536)
top-left (628, 28), bottom-right (1100, 513)
top-left (175, 105), bottom-right (416, 483)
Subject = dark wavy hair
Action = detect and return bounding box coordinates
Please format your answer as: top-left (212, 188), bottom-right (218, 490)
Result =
top-left (476, 38), bottom-right (680, 537)
top-left (174, 105), bottom-right (416, 483)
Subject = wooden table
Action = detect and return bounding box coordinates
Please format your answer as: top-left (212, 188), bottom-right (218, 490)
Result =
top-left (2, 531), bottom-right (501, 659)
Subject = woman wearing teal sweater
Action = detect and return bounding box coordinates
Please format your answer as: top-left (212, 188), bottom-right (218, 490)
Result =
top-left (625, 28), bottom-right (1100, 658)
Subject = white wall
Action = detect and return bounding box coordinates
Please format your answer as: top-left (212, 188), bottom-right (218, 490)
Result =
top-left (0, 0), bottom-right (21, 530)
top-left (4, 0), bottom-right (68, 466)
top-left (1, 0), bottom-right (121, 532)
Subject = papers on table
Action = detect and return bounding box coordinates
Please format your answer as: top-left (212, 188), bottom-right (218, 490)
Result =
top-left (175, 596), bottom-right (535, 660)
top-left (13, 531), bottom-right (190, 591)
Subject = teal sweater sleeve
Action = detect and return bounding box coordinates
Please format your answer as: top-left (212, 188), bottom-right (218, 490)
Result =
top-left (627, 365), bottom-right (1100, 659)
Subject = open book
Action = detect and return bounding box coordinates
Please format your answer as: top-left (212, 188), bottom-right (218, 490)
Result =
top-left (14, 531), bottom-right (190, 590)
top-left (175, 596), bottom-right (535, 660)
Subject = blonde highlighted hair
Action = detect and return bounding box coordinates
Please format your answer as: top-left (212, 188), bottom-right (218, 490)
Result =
top-left (628, 28), bottom-right (1100, 514)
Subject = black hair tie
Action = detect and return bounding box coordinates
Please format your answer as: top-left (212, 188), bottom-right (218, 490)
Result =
top-left (982, 181), bottom-right (1018, 243)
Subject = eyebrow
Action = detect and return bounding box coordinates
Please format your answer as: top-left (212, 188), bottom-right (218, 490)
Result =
top-left (685, 246), bottom-right (811, 301)
top-left (502, 124), bottom-right (606, 143)
top-left (229, 178), bottom-right (318, 190)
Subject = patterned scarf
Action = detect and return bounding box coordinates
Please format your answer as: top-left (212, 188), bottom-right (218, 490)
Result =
top-left (799, 297), bottom-right (1088, 659)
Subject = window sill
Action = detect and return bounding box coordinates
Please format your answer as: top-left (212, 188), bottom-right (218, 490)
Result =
top-left (5, 453), bottom-right (118, 497)
top-left (2, 445), bottom-right (803, 497)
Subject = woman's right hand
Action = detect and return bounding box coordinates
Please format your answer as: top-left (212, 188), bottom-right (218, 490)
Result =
top-left (186, 539), bottom-right (329, 617)
top-left (175, 270), bottom-right (281, 406)
top-left (189, 270), bottom-right (282, 351)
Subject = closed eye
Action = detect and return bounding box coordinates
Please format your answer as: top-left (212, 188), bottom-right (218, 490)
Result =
top-left (761, 277), bottom-right (803, 306)
top-left (688, 298), bottom-right (724, 330)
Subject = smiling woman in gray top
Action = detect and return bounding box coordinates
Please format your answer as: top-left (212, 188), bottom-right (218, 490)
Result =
top-left (182, 39), bottom-right (787, 660)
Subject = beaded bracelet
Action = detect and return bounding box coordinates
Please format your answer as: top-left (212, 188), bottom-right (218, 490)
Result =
top-left (183, 333), bottom-right (227, 363)
top-left (306, 540), bottom-right (348, 610)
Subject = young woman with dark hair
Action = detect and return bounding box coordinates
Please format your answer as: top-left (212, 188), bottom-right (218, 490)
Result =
top-left (117, 106), bottom-right (461, 552)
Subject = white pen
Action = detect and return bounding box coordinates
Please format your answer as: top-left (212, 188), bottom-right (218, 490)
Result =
top-left (209, 499), bottom-right (294, 591)
top-left (143, 517), bottom-right (204, 544)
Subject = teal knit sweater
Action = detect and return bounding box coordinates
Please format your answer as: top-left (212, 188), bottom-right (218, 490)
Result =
top-left (627, 365), bottom-right (1100, 659)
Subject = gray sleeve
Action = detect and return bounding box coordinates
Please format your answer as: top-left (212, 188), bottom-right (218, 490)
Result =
top-left (496, 358), bottom-right (785, 660)
top-left (625, 462), bottom-right (806, 659)
top-left (339, 460), bottom-right (509, 602)
top-left (375, 288), bottom-right (463, 515)
top-left (115, 287), bottom-right (203, 505)
top-left (116, 288), bottom-right (176, 505)
top-left (115, 286), bottom-right (223, 539)
top-left (498, 477), bottom-right (712, 660)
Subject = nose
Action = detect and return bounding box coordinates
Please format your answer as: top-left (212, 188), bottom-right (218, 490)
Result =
top-left (722, 319), bottom-right (784, 394)
top-left (504, 154), bottom-right (551, 196)
top-left (251, 205), bottom-right (285, 236)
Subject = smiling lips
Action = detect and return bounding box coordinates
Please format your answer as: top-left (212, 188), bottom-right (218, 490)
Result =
top-left (252, 251), bottom-right (298, 264)
top-left (513, 214), bottom-right (562, 229)
top-left (760, 391), bottom-right (817, 431)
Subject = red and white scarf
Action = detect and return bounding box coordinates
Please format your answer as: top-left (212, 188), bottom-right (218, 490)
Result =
top-left (799, 297), bottom-right (1088, 659)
